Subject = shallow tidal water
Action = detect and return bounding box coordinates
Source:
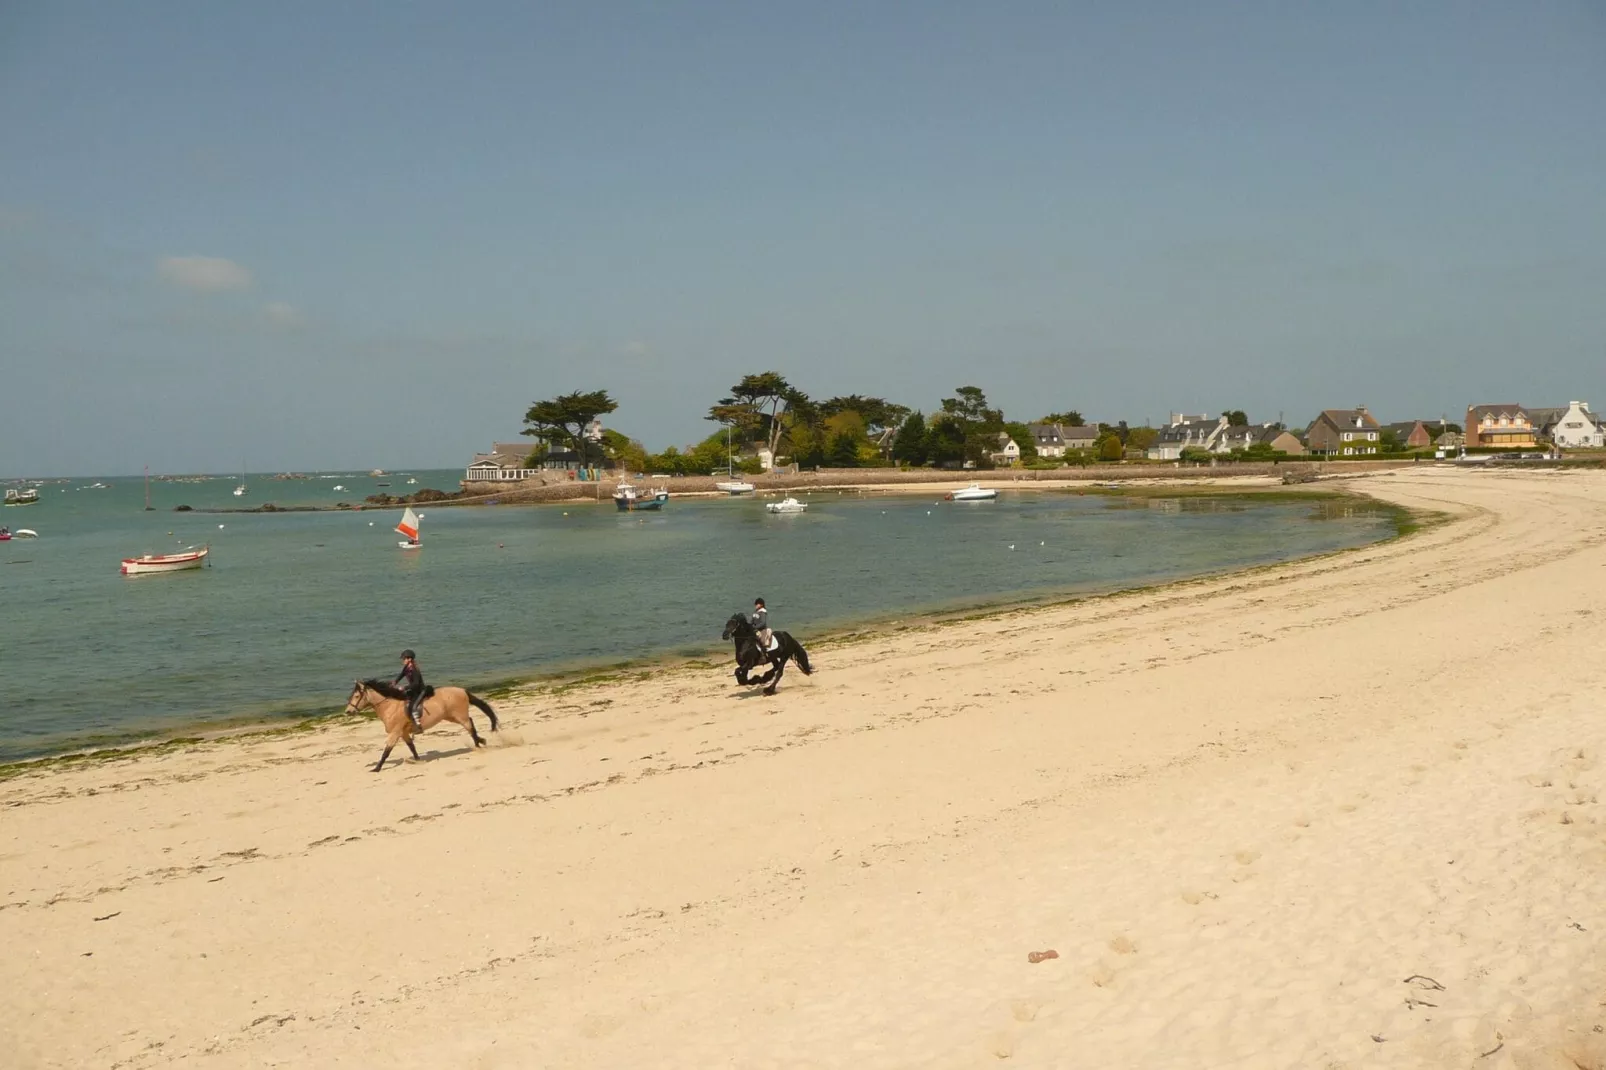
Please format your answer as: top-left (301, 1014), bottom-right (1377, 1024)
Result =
top-left (0, 471), bottom-right (1396, 760)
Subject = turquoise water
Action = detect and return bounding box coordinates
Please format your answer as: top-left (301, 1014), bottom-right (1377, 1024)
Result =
top-left (0, 471), bottom-right (1395, 761)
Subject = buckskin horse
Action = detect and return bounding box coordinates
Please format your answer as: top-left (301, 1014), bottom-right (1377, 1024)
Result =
top-left (344, 679), bottom-right (500, 772)
top-left (722, 613), bottom-right (813, 695)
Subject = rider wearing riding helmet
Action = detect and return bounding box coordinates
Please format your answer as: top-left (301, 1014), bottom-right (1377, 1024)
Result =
top-left (395, 649), bottom-right (425, 727)
top-left (750, 598), bottom-right (772, 650)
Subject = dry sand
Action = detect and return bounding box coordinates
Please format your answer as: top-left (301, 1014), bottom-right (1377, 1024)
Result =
top-left (4, 467), bottom-right (1606, 1069)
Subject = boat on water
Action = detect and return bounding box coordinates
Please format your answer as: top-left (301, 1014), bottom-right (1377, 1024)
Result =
top-left (13, 528), bottom-right (37, 538)
top-left (4, 488), bottom-right (39, 506)
top-left (713, 423), bottom-right (757, 494)
top-left (405, 478), bottom-right (418, 485)
top-left (121, 546), bottom-right (209, 575)
top-left (765, 497), bottom-right (808, 514)
top-left (614, 483), bottom-right (669, 511)
top-left (376, 482), bottom-right (391, 488)
top-left (233, 462), bottom-right (248, 497)
top-left (945, 483), bottom-right (998, 502)
top-left (370, 469), bottom-right (386, 477)
top-left (0, 527), bottom-right (9, 541)
top-left (396, 506), bottom-right (422, 549)
top-left (332, 484), bottom-right (346, 492)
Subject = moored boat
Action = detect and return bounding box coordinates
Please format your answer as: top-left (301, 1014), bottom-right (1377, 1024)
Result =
top-left (945, 483), bottom-right (998, 502)
top-left (765, 497), bottom-right (808, 514)
top-left (4, 488), bottom-right (39, 506)
top-left (121, 546), bottom-right (209, 575)
top-left (715, 480), bottom-right (756, 495)
top-left (614, 483), bottom-right (669, 511)
top-left (14, 528), bottom-right (37, 538)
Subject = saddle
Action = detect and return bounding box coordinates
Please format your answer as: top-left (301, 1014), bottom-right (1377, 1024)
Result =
top-left (761, 635), bottom-right (779, 654)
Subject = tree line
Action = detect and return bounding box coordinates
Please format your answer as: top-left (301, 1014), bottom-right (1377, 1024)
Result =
top-left (517, 375), bottom-right (1262, 473)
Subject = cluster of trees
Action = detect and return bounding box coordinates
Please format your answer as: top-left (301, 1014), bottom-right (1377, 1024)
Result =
top-left (520, 376), bottom-right (1112, 473)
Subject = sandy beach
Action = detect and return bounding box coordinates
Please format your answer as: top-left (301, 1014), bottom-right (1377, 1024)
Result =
top-left (5, 467), bottom-right (1606, 1068)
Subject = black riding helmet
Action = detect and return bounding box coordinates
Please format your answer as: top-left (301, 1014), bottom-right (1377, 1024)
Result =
top-left (401, 649), bottom-right (416, 660)
top-left (754, 598), bottom-right (765, 608)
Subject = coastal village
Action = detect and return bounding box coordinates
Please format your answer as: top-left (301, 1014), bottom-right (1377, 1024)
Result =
top-left (461, 375), bottom-right (1606, 488)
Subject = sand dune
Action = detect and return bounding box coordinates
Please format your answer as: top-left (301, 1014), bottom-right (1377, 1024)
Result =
top-left (4, 468), bottom-right (1605, 1068)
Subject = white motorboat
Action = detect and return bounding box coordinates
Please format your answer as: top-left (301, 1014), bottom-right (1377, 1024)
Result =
top-left (4, 488), bottom-right (39, 506)
top-left (121, 546), bottom-right (209, 575)
top-left (332, 485), bottom-right (346, 492)
top-left (406, 478), bottom-right (418, 485)
top-left (715, 480), bottom-right (756, 495)
top-left (765, 497), bottom-right (808, 514)
top-left (945, 483), bottom-right (998, 502)
top-left (14, 529), bottom-right (37, 538)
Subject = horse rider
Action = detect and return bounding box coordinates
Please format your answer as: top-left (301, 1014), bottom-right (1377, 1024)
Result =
top-left (751, 598), bottom-right (773, 651)
top-left (395, 649), bottom-right (426, 727)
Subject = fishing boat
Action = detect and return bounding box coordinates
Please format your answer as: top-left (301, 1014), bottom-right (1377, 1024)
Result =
top-left (614, 483), bottom-right (669, 511)
top-left (121, 546), bottom-right (209, 575)
top-left (4, 488), bottom-right (39, 506)
top-left (765, 497), bottom-right (808, 514)
top-left (945, 483), bottom-right (998, 502)
top-left (396, 506), bottom-right (422, 549)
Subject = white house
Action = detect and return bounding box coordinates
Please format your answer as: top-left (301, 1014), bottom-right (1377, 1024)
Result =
top-left (1026, 423), bottom-right (1066, 458)
top-left (991, 432), bottom-right (1021, 465)
top-left (1532, 401), bottom-right (1604, 448)
top-left (464, 441), bottom-right (542, 482)
top-left (1147, 416), bottom-right (1229, 460)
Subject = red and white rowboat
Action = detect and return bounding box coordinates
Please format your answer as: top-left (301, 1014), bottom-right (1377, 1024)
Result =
top-left (121, 546), bottom-right (209, 576)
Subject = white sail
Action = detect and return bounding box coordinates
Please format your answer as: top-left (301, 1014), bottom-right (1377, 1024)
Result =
top-left (395, 506), bottom-right (420, 542)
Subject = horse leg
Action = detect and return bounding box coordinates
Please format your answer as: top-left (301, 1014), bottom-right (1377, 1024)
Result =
top-left (404, 736), bottom-right (420, 760)
top-left (374, 725), bottom-right (404, 772)
top-left (764, 660), bottom-right (786, 696)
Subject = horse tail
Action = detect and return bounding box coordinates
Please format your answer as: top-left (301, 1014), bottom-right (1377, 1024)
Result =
top-left (467, 692), bottom-right (500, 731)
top-left (790, 636), bottom-right (813, 676)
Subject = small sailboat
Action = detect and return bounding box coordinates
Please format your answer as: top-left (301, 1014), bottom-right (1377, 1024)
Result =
top-left (233, 462), bottom-right (247, 497)
top-left (714, 423), bottom-right (756, 494)
top-left (396, 505), bottom-right (422, 549)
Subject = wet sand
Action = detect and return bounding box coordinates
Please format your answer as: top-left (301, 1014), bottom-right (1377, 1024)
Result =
top-left (4, 467), bottom-right (1605, 1068)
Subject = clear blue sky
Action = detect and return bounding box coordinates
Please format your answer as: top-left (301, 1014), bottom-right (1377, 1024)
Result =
top-left (2, 1), bottom-right (1602, 476)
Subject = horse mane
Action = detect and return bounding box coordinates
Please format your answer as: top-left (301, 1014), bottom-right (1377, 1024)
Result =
top-left (361, 678), bottom-right (408, 700)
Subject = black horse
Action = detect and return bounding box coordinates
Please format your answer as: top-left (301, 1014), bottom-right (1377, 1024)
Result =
top-left (723, 613), bottom-right (813, 695)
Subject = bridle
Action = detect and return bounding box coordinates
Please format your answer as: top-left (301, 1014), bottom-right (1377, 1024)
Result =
top-left (344, 682), bottom-right (371, 715)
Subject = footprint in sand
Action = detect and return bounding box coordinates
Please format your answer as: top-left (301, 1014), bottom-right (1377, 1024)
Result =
top-left (1234, 849), bottom-right (1260, 865)
top-left (1089, 961), bottom-right (1117, 988)
top-left (1108, 935), bottom-right (1137, 955)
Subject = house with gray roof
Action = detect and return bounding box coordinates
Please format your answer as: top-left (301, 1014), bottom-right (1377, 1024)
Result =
top-left (1530, 402), bottom-right (1604, 448)
top-left (1306, 407), bottom-right (1380, 456)
top-left (1146, 416), bottom-right (1228, 460)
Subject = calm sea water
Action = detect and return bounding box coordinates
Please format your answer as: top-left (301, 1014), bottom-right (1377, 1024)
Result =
top-left (0, 470), bottom-right (1395, 761)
